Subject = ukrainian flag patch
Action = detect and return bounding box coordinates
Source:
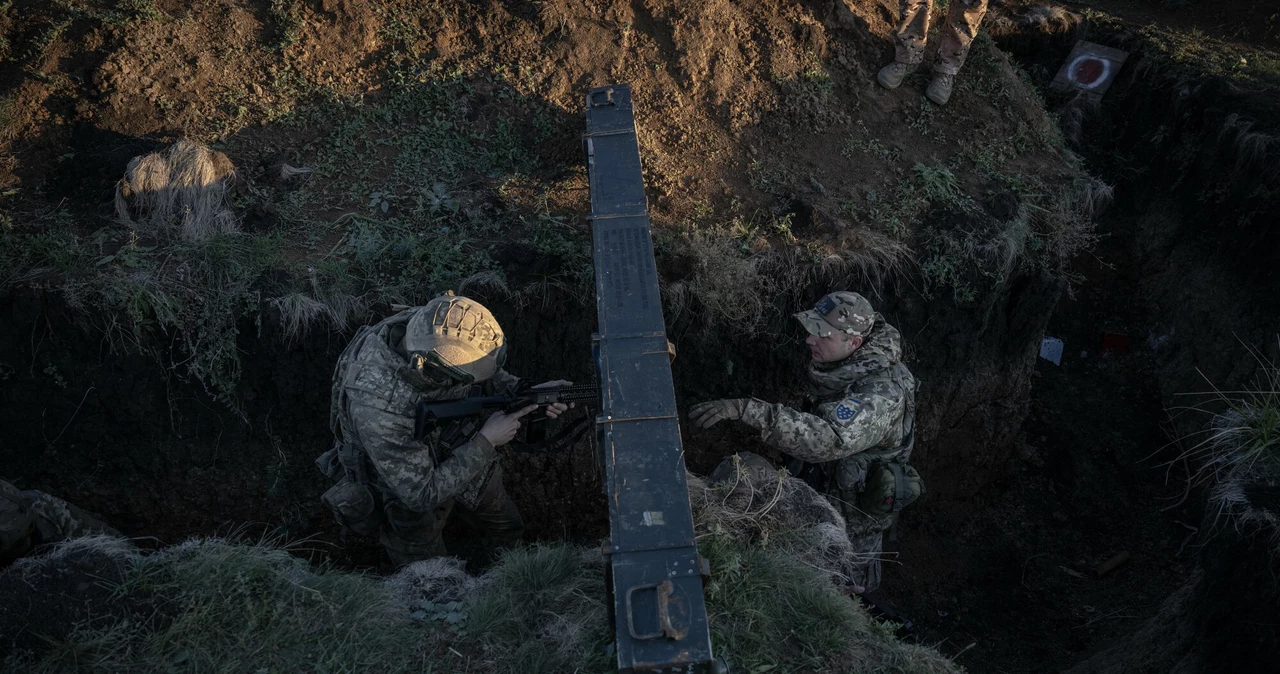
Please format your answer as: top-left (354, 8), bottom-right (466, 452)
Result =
top-left (834, 397), bottom-right (864, 424)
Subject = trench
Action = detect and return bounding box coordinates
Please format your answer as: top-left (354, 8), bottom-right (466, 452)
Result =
top-left (3, 8), bottom-right (1279, 674)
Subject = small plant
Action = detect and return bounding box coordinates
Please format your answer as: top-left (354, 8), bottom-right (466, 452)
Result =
top-left (422, 182), bottom-right (458, 214)
top-left (120, 0), bottom-right (162, 22)
top-left (912, 162), bottom-right (967, 210)
top-left (42, 363), bottom-right (67, 389)
top-left (801, 51), bottom-right (834, 94)
top-left (367, 190), bottom-right (398, 214)
top-left (269, 0), bottom-right (304, 51)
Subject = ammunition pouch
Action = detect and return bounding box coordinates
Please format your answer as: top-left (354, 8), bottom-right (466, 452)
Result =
top-left (315, 446), bottom-right (343, 480)
top-left (832, 443), bottom-right (925, 538)
top-left (857, 460), bottom-right (925, 516)
top-left (317, 440), bottom-right (383, 537)
top-left (320, 478), bottom-right (381, 537)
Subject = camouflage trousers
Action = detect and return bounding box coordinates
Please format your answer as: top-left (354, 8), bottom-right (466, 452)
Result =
top-left (894, 0), bottom-right (990, 76)
top-left (834, 494), bottom-right (895, 594)
top-left (847, 529), bottom-right (885, 594)
top-left (2, 480), bottom-right (122, 564)
top-left (378, 465), bottom-right (524, 567)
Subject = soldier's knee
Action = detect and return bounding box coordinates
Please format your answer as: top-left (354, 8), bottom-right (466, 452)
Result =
top-left (487, 505), bottom-right (525, 541)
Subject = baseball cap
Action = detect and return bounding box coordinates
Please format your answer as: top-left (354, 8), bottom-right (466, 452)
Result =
top-left (794, 291), bottom-right (875, 338)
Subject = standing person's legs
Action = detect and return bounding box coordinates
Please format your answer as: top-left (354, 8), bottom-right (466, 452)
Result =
top-left (935, 0), bottom-right (990, 76)
top-left (927, 0), bottom-right (989, 104)
top-left (879, 0), bottom-right (933, 89)
top-left (895, 0), bottom-right (934, 65)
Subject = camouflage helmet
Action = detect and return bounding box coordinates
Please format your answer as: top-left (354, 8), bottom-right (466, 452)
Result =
top-left (794, 291), bottom-right (876, 338)
top-left (403, 293), bottom-right (506, 384)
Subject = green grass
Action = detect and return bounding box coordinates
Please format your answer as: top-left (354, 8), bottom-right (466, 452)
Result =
top-left (8, 535), bottom-right (959, 674)
top-left (1164, 346), bottom-right (1280, 552)
top-left (1172, 348), bottom-right (1280, 493)
top-left (269, 0), bottom-right (305, 51)
top-left (18, 538), bottom-right (429, 673)
top-left (2, 220), bottom-right (285, 404)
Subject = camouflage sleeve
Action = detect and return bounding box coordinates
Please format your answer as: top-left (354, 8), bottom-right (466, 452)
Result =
top-left (488, 368), bottom-right (525, 395)
top-left (347, 388), bottom-right (497, 512)
top-left (739, 400), bottom-right (843, 461)
top-left (739, 388), bottom-right (902, 462)
top-left (25, 491), bottom-right (123, 540)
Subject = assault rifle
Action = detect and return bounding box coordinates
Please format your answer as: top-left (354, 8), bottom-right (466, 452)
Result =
top-left (413, 383), bottom-right (599, 451)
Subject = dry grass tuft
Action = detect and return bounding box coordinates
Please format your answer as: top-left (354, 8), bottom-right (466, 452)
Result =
top-left (662, 227), bottom-right (773, 335)
top-left (1021, 5), bottom-right (1081, 32)
top-left (808, 226), bottom-right (915, 292)
top-left (689, 455), bottom-right (863, 584)
top-left (1034, 176), bottom-right (1110, 266)
top-left (1218, 113), bottom-right (1279, 176)
top-left (1166, 341), bottom-right (1280, 553)
top-left (115, 139), bottom-right (239, 242)
top-left (268, 270), bottom-right (371, 344)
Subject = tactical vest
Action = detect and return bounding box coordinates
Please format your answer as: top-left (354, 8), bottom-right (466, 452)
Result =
top-left (318, 315), bottom-right (492, 534)
top-left (826, 361), bottom-right (925, 536)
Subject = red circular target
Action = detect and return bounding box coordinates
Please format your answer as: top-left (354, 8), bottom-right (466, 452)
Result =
top-left (1073, 58), bottom-right (1106, 85)
top-left (1067, 55), bottom-right (1112, 90)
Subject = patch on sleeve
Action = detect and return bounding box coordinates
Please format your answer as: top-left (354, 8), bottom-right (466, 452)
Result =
top-left (833, 397), bottom-right (864, 425)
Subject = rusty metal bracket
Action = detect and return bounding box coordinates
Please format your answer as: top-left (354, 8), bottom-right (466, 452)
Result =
top-left (625, 579), bottom-right (688, 641)
top-left (589, 86), bottom-right (616, 108)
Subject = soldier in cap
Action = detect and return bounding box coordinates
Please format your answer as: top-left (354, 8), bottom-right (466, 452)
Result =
top-left (876, 0), bottom-right (990, 105)
top-left (320, 294), bottom-right (570, 566)
top-left (689, 291), bottom-right (921, 594)
top-left (1, 479), bottom-right (123, 565)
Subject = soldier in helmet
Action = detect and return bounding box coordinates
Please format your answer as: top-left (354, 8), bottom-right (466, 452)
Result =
top-left (319, 294), bottom-right (570, 566)
top-left (1, 479), bottom-right (123, 565)
top-left (689, 292), bottom-right (922, 594)
top-left (876, 0), bottom-right (990, 105)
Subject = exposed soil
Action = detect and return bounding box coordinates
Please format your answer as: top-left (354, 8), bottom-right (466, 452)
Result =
top-left (2, 1), bottom-right (1279, 672)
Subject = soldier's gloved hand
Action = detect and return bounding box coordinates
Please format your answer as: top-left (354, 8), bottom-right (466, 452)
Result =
top-left (480, 404), bottom-right (539, 447)
top-left (689, 399), bottom-right (749, 429)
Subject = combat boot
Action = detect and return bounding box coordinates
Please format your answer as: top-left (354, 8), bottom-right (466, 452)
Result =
top-left (876, 61), bottom-right (918, 90)
top-left (925, 73), bottom-right (955, 105)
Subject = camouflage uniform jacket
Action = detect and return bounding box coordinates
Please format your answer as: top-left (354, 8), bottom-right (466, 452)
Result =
top-left (740, 315), bottom-right (917, 480)
top-left (329, 309), bottom-right (522, 513)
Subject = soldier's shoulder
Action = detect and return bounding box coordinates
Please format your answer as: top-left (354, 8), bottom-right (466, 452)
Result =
top-left (845, 364), bottom-right (909, 401)
top-left (867, 316), bottom-right (904, 356)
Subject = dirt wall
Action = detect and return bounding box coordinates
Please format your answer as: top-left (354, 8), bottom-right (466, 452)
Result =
top-left (0, 248), bottom-right (1063, 556)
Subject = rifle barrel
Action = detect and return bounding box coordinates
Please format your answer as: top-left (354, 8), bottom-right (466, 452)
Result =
top-left (529, 384), bottom-right (600, 403)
